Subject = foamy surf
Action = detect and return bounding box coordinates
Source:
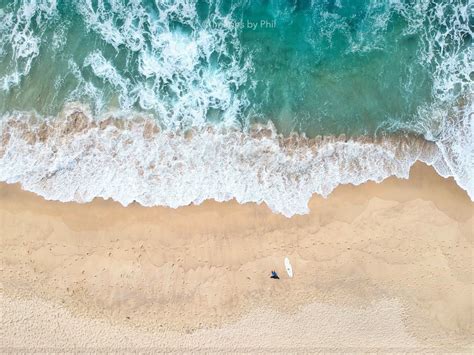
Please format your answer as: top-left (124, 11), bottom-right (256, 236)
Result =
top-left (1, 107), bottom-right (469, 217)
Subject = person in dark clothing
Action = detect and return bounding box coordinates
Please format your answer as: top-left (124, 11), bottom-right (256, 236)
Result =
top-left (270, 270), bottom-right (280, 279)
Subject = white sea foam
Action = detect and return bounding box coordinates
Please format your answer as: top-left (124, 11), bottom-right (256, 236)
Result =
top-left (75, 0), bottom-right (251, 128)
top-left (0, 0), bottom-right (57, 90)
top-left (0, 108), bottom-right (463, 217)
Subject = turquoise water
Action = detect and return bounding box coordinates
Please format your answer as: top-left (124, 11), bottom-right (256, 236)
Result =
top-left (241, 1), bottom-right (437, 135)
top-left (1, 0), bottom-right (464, 134)
top-left (0, 0), bottom-right (472, 215)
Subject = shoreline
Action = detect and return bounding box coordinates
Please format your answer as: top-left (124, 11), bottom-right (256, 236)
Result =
top-left (2, 109), bottom-right (472, 217)
top-left (1, 162), bottom-right (473, 351)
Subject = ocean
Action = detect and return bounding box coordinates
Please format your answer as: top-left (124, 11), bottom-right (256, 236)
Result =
top-left (0, 0), bottom-right (472, 216)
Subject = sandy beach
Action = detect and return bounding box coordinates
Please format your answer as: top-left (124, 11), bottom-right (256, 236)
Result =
top-left (1, 163), bottom-right (472, 352)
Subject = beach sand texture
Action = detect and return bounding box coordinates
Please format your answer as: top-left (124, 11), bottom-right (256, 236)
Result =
top-left (1, 163), bottom-right (472, 352)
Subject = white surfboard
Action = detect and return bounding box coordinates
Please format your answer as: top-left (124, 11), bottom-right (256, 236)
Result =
top-left (284, 257), bottom-right (293, 278)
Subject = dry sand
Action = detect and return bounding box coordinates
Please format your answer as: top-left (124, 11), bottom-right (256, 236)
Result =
top-left (0, 163), bottom-right (472, 352)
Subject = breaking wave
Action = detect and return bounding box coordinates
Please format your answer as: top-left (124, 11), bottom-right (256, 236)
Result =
top-left (1, 105), bottom-right (467, 217)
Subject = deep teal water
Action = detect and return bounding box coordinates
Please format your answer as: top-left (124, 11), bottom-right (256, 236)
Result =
top-left (1, 0), bottom-right (470, 137)
top-left (240, 1), bottom-right (435, 135)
